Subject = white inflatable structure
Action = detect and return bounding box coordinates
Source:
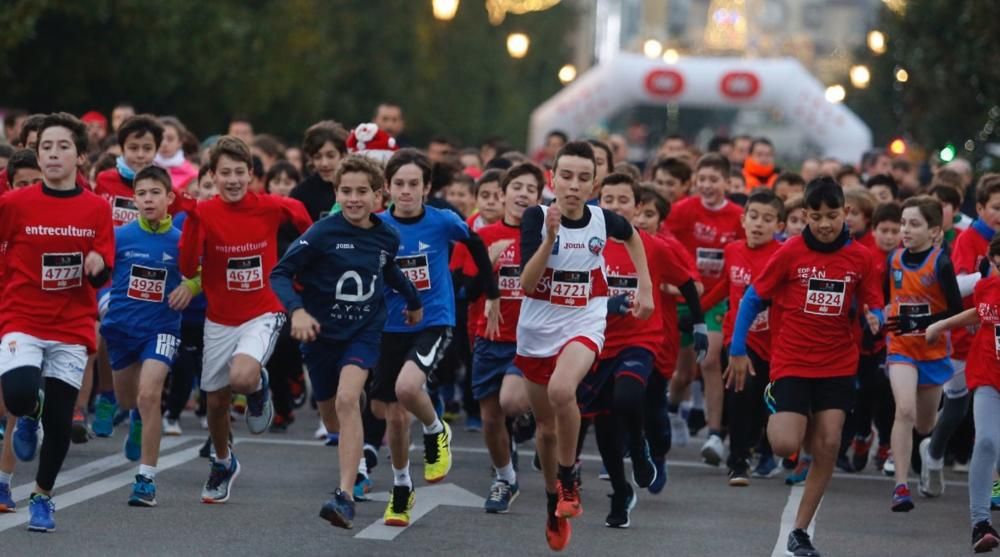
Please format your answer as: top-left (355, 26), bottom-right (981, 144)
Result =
top-left (528, 53), bottom-right (872, 163)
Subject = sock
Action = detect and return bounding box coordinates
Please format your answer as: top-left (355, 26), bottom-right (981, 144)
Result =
top-left (393, 465), bottom-right (412, 487)
top-left (358, 456), bottom-right (368, 476)
top-left (709, 428), bottom-right (723, 439)
top-left (100, 390), bottom-right (117, 405)
top-left (691, 381), bottom-right (704, 409)
top-left (130, 408), bottom-right (141, 422)
top-left (215, 455), bottom-right (232, 468)
top-left (496, 461), bottom-right (516, 484)
top-left (423, 417), bottom-right (444, 435)
top-left (139, 464), bottom-right (157, 480)
top-left (0, 471), bottom-right (11, 484)
top-left (558, 464), bottom-right (575, 486)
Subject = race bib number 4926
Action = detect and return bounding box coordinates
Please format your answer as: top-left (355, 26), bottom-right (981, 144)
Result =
top-left (550, 270), bottom-right (590, 308)
top-left (127, 264), bottom-right (167, 302)
top-left (804, 278), bottom-right (845, 316)
top-left (226, 255), bottom-right (263, 291)
top-left (42, 252), bottom-right (83, 291)
top-left (397, 254), bottom-right (431, 291)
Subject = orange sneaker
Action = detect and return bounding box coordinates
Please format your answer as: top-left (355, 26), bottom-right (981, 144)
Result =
top-left (546, 515), bottom-right (572, 551)
top-left (556, 479), bottom-right (582, 519)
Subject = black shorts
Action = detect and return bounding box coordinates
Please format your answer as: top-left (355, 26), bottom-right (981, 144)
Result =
top-left (370, 327), bottom-right (452, 403)
top-left (765, 376), bottom-right (855, 417)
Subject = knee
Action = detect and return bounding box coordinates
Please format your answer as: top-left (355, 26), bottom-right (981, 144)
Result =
top-left (385, 405), bottom-right (409, 429)
top-left (136, 387), bottom-right (161, 412)
top-left (895, 404), bottom-right (917, 425)
top-left (334, 391), bottom-right (359, 415)
top-left (613, 379), bottom-right (644, 415)
top-left (206, 392), bottom-right (229, 412)
top-left (499, 393), bottom-right (528, 417)
top-left (0, 367), bottom-right (41, 417)
top-left (811, 434), bottom-right (841, 459)
top-left (547, 382), bottom-right (576, 409)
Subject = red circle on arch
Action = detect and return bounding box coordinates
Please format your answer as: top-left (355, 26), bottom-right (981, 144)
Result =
top-left (644, 69), bottom-right (685, 98)
top-left (720, 72), bottom-right (760, 99)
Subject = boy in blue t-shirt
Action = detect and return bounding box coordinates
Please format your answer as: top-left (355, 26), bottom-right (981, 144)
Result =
top-left (100, 167), bottom-right (200, 507)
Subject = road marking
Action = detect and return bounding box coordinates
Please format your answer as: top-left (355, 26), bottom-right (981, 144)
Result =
top-left (353, 483), bottom-right (484, 541)
top-left (771, 485), bottom-right (820, 557)
top-left (0, 443), bottom-right (202, 533)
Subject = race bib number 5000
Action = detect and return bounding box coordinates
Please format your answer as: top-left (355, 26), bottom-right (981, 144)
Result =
top-left (804, 278), bottom-right (846, 316)
top-left (550, 270), bottom-right (590, 308)
top-left (127, 265), bottom-right (167, 302)
top-left (226, 255), bottom-right (263, 291)
top-left (42, 252), bottom-right (83, 291)
top-left (397, 254), bottom-right (431, 291)
top-left (112, 196), bottom-right (139, 226)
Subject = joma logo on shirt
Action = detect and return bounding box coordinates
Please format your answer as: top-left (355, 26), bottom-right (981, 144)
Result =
top-left (563, 242), bottom-right (585, 249)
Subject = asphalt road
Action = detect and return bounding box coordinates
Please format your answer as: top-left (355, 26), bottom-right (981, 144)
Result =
top-left (0, 415), bottom-right (976, 556)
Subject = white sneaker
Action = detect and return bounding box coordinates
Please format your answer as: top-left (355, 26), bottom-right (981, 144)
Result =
top-left (883, 454), bottom-right (896, 476)
top-left (199, 416), bottom-right (209, 430)
top-left (918, 438), bottom-right (944, 497)
top-left (700, 434), bottom-right (725, 466)
top-left (314, 423), bottom-right (328, 440)
top-left (163, 418), bottom-right (183, 436)
top-left (669, 413), bottom-right (690, 448)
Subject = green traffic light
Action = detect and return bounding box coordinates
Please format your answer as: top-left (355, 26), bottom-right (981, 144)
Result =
top-left (940, 144), bottom-right (957, 162)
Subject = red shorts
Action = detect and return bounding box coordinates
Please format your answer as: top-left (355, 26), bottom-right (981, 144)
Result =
top-left (515, 336), bottom-right (600, 386)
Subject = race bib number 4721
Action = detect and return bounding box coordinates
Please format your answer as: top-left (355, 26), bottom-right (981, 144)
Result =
top-left (226, 255), bottom-right (263, 291)
top-left (127, 264), bottom-right (167, 302)
top-left (804, 278), bottom-right (846, 316)
top-left (397, 254), bottom-right (431, 291)
top-left (550, 270), bottom-right (590, 308)
top-left (41, 252), bottom-right (83, 291)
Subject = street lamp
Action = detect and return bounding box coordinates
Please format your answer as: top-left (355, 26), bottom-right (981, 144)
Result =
top-left (643, 39), bottom-right (663, 59)
top-left (895, 67), bottom-right (909, 83)
top-left (662, 49), bottom-right (680, 64)
top-left (558, 64), bottom-right (577, 84)
top-left (507, 33), bottom-right (530, 58)
top-left (849, 65), bottom-right (871, 89)
top-left (867, 30), bottom-right (886, 54)
top-left (432, 0), bottom-right (459, 21)
top-left (825, 85), bottom-right (846, 103)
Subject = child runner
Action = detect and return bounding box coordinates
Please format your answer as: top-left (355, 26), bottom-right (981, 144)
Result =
top-left (650, 157), bottom-right (691, 204)
top-left (516, 141), bottom-right (654, 551)
top-left (783, 195), bottom-right (807, 239)
top-left (726, 177), bottom-right (883, 557)
top-left (844, 188), bottom-right (878, 252)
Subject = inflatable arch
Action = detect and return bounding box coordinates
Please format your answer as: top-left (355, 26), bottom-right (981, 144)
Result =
top-left (528, 53), bottom-right (872, 163)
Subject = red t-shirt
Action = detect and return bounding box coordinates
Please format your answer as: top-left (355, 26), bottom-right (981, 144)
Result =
top-left (0, 169), bottom-right (90, 196)
top-left (665, 196), bottom-right (744, 294)
top-left (0, 184), bottom-right (115, 351)
top-left (94, 169), bottom-right (194, 227)
top-left (968, 276), bottom-right (1000, 391)
top-left (179, 192), bottom-right (311, 326)
top-left (951, 224), bottom-right (995, 360)
top-left (706, 239), bottom-right (782, 360)
top-left (751, 235), bottom-right (882, 380)
top-left (454, 213), bottom-right (495, 342)
top-left (601, 230), bottom-right (693, 361)
top-left (654, 229), bottom-right (700, 377)
top-left (467, 220), bottom-right (522, 343)
top-left (855, 230), bottom-right (877, 253)
top-left (859, 246), bottom-right (891, 355)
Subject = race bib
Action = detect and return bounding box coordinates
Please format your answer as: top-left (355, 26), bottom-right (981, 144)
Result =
top-left (695, 247), bottom-right (724, 278)
top-left (127, 264), bottom-right (167, 302)
top-left (607, 274), bottom-right (638, 303)
top-left (898, 302), bottom-right (931, 336)
top-left (41, 252), bottom-right (83, 291)
top-left (803, 278), bottom-right (845, 316)
top-left (397, 254), bottom-right (431, 291)
top-left (498, 265), bottom-right (523, 300)
top-left (112, 196), bottom-right (139, 225)
top-left (226, 255), bottom-right (263, 291)
top-left (995, 325), bottom-right (1000, 360)
top-left (550, 270), bottom-right (591, 308)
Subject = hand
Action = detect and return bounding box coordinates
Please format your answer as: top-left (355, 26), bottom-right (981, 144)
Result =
top-left (290, 308), bottom-right (321, 342)
top-left (607, 294), bottom-right (631, 316)
top-left (168, 283), bottom-right (195, 311)
top-left (630, 288), bottom-right (654, 320)
top-left (485, 298), bottom-right (503, 339)
top-left (488, 239), bottom-right (515, 264)
top-left (925, 322), bottom-right (943, 345)
top-left (863, 304), bottom-right (881, 335)
top-left (84, 251), bottom-right (106, 277)
top-left (885, 315), bottom-right (917, 335)
top-left (661, 283), bottom-right (680, 295)
top-left (692, 323), bottom-right (709, 364)
top-left (545, 204), bottom-right (561, 238)
top-left (404, 307), bottom-right (423, 327)
top-left (723, 354), bottom-right (755, 392)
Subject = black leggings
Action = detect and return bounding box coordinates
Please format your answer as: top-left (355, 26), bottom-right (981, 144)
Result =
top-left (265, 320), bottom-right (300, 419)
top-left (166, 322), bottom-right (203, 421)
top-left (1, 367), bottom-right (77, 491)
top-left (645, 371), bottom-right (672, 458)
top-left (847, 350), bottom-right (894, 446)
top-left (722, 347), bottom-right (771, 468)
top-left (593, 373), bottom-right (648, 492)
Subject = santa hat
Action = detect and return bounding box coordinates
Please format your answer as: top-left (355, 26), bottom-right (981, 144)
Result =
top-left (347, 123), bottom-right (397, 164)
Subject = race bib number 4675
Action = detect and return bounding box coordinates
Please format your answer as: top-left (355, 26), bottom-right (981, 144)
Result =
top-left (42, 252), bottom-right (83, 291)
top-left (226, 255), bottom-right (263, 291)
top-left (128, 265), bottom-right (167, 302)
top-left (397, 254), bottom-right (431, 291)
top-left (804, 278), bottom-right (845, 316)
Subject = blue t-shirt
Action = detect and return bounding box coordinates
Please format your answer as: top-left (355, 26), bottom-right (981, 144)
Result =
top-left (380, 205), bottom-right (469, 332)
top-left (270, 212), bottom-right (421, 342)
top-left (101, 219), bottom-right (184, 337)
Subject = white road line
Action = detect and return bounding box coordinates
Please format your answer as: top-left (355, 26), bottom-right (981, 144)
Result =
top-left (771, 485), bottom-right (820, 557)
top-left (353, 483), bottom-right (483, 541)
top-left (0, 443), bottom-right (202, 533)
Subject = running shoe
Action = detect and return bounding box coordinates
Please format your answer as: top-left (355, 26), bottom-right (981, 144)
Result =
top-left (13, 415), bottom-right (41, 462)
top-left (201, 452), bottom-right (241, 503)
top-left (785, 457), bottom-right (812, 486)
top-left (289, 372), bottom-right (307, 409)
top-left (883, 453), bottom-right (896, 477)
top-left (891, 483), bottom-right (914, 512)
top-left (27, 493), bottom-right (55, 532)
top-left (851, 432), bottom-right (873, 472)
top-left (364, 444), bottom-right (379, 473)
top-left (701, 434), bottom-right (725, 466)
top-left (874, 445), bottom-right (890, 471)
top-left (686, 407), bottom-right (706, 437)
top-left (325, 433), bottom-right (340, 447)
top-left (648, 457), bottom-right (668, 495)
top-left (631, 440), bottom-right (658, 488)
top-left (231, 394), bottom-right (247, 416)
top-left (728, 460), bottom-right (750, 487)
top-left (556, 476), bottom-right (582, 519)
top-left (835, 454), bottom-right (854, 473)
top-left (753, 454), bottom-right (781, 478)
top-left (918, 437), bottom-right (944, 498)
top-left (532, 451), bottom-right (541, 472)
top-left (546, 492), bottom-right (572, 551)
top-left (320, 488), bottom-right (355, 529)
top-left (485, 479), bottom-right (519, 514)
top-left (0, 482), bottom-right (15, 512)
top-left (314, 422), bottom-right (328, 439)
top-left (991, 480), bottom-right (1000, 510)
top-left (598, 465), bottom-right (610, 481)
top-left (124, 413), bottom-right (142, 462)
top-left (353, 472), bottom-right (372, 502)
top-left (423, 422), bottom-right (453, 483)
top-left (512, 412), bottom-right (536, 444)
top-left (71, 407), bottom-right (91, 444)
top-left (786, 528), bottom-right (820, 557)
top-left (668, 412), bottom-right (690, 448)
top-left (92, 394), bottom-right (117, 438)
top-left (128, 474), bottom-right (157, 507)
top-left (162, 417), bottom-right (183, 436)
top-left (954, 460), bottom-right (971, 473)
top-left (245, 370), bottom-right (273, 434)
top-left (383, 484), bottom-right (415, 526)
top-left (605, 483), bottom-right (637, 528)
top-left (973, 520), bottom-right (1000, 553)
top-left (464, 416), bottom-right (483, 432)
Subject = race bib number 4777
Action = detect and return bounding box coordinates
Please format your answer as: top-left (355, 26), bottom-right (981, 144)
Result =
top-left (804, 278), bottom-right (846, 316)
top-left (42, 252), bottom-right (83, 291)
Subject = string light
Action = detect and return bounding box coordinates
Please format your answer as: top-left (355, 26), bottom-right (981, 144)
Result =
top-left (850, 65), bottom-right (871, 89)
top-left (867, 30), bottom-right (886, 54)
top-left (558, 64), bottom-right (577, 84)
top-left (643, 39), bottom-right (663, 59)
top-left (431, 0), bottom-right (460, 20)
top-left (506, 32), bottom-right (530, 58)
top-left (485, 0), bottom-right (561, 25)
top-left (825, 85), bottom-right (846, 103)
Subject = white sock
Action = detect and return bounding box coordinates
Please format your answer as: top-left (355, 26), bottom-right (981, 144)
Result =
top-left (358, 456), bottom-right (368, 476)
top-left (0, 471), bottom-right (11, 484)
top-left (216, 455), bottom-right (232, 468)
top-left (139, 464), bottom-right (157, 480)
top-left (691, 381), bottom-right (704, 409)
top-left (496, 461), bottom-right (516, 484)
top-left (423, 417), bottom-right (444, 435)
top-left (393, 465), bottom-right (412, 487)
top-left (925, 453), bottom-right (945, 470)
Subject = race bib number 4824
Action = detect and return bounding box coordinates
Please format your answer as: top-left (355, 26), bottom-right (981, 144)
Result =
top-left (226, 255), bottom-right (263, 291)
top-left (42, 252), bottom-right (83, 291)
top-left (804, 278), bottom-right (846, 316)
top-left (397, 254), bottom-right (431, 291)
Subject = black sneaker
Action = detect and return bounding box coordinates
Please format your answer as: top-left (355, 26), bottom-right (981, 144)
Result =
top-left (532, 451), bottom-right (541, 472)
top-left (835, 454), bottom-right (855, 474)
top-left (631, 440), bottom-right (657, 489)
top-left (728, 461), bottom-right (750, 487)
top-left (787, 528), bottom-right (820, 557)
top-left (686, 408), bottom-right (706, 437)
top-left (605, 483), bottom-right (637, 528)
top-left (973, 521), bottom-right (1000, 553)
top-left (363, 444), bottom-right (379, 473)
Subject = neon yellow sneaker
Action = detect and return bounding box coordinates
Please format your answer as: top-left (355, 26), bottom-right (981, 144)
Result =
top-left (424, 421), bottom-right (453, 483)
top-left (383, 485), bottom-right (415, 526)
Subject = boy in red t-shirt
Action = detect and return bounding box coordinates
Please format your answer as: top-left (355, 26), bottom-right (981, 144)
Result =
top-left (0, 113), bottom-right (115, 532)
top-left (726, 177), bottom-right (883, 557)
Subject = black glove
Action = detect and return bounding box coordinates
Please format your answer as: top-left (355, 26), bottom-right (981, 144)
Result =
top-left (980, 255), bottom-right (993, 278)
top-left (692, 323), bottom-right (709, 363)
top-left (607, 294), bottom-right (631, 316)
top-left (885, 314), bottom-right (930, 335)
top-left (678, 312), bottom-right (694, 335)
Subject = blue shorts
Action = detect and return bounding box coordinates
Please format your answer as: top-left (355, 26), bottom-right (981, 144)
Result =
top-left (578, 347), bottom-right (654, 417)
top-left (887, 354), bottom-right (954, 386)
top-left (302, 330), bottom-right (381, 402)
top-left (101, 327), bottom-right (181, 371)
top-left (471, 338), bottom-right (523, 401)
